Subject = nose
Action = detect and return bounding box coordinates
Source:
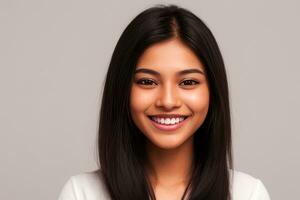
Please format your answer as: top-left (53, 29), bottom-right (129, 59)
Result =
top-left (155, 82), bottom-right (181, 110)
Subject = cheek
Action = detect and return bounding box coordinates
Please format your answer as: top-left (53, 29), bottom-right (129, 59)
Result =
top-left (182, 87), bottom-right (210, 113)
top-left (130, 86), bottom-right (155, 115)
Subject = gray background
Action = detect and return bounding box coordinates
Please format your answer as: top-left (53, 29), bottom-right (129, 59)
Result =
top-left (0, 0), bottom-right (299, 199)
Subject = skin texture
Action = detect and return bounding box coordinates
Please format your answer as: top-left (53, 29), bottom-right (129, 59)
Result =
top-left (130, 38), bottom-right (210, 199)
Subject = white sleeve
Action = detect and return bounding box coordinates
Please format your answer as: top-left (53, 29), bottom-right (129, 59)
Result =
top-left (249, 179), bottom-right (271, 200)
top-left (58, 177), bottom-right (78, 200)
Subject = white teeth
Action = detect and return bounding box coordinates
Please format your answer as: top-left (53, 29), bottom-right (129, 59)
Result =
top-left (165, 118), bottom-right (170, 124)
top-left (171, 118), bottom-right (175, 124)
top-left (151, 117), bottom-right (186, 125)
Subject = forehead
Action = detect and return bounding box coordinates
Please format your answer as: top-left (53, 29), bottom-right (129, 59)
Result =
top-left (136, 38), bottom-right (205, 72)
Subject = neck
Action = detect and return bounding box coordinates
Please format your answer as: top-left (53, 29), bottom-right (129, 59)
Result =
top-left (144, 135), bottom-right (195, 188)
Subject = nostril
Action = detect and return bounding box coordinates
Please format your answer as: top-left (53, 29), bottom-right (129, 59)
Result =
top-left (155, 97), bottom-right (181, 108)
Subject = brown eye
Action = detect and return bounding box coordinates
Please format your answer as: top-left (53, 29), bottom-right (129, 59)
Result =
top-left (136, 79), bottom-right (157, 86)
top-left (179, 80), bottom-right (199, 86)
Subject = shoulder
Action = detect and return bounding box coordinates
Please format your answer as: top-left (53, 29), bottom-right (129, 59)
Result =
top-left (58, 169), bottom-right (271, 200)
top-left (58, 170), bottom-right (110, 200)
top-left (230, 169), bottom-right (271, 200)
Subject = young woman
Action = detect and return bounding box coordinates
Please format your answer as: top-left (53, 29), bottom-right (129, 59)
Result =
top-left (58, 4), bottom-right (271, 200)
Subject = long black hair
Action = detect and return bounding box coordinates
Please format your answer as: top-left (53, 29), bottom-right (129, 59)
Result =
top-left (98, 4), bottom-right (233, 200)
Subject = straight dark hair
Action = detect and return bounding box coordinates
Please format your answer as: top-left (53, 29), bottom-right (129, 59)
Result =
top-left (98, 4), bottom-right (233, 200)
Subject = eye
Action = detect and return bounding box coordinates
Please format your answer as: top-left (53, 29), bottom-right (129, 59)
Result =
top-left (179, 80), bottom-right (199, 86)
top-left (136, 79), bottom-right (157, 86)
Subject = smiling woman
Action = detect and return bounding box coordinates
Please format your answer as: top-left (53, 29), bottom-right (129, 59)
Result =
top-left (130, 38), bottom-right (210, 152)
top-left (58, 4), bottom-right (271, 200)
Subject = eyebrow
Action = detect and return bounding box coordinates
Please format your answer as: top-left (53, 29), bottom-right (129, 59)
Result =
top-left (134, 68), bottom-right (205, 76)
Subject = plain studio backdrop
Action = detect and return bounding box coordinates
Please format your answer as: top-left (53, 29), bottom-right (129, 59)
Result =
top-left (0, 0), bottom-right (299, 199)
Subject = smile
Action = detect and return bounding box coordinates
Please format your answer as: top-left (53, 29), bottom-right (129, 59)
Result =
top-left (148, 115), bottom-right (190, 131)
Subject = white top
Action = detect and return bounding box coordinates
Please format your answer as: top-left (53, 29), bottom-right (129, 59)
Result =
top-left (58, 170), bottom-right (271, 200)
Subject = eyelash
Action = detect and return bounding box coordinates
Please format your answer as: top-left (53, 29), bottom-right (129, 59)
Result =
top-left (179, 80), bottom-right (199, 86)
top-left (136, 79), bottom-right (157, 85)
top-left (136, 79), bottom-right (199, 86)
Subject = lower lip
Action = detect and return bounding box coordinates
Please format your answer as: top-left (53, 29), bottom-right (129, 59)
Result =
top-left (149, 117), bottom-right (189, 131)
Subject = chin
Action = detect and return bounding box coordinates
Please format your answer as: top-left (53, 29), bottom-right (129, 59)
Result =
top-left (146, 133), bottom-right (193, 150)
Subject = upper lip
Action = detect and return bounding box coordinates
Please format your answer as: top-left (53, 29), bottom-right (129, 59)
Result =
top-left (148, 114), bottom-right (189, 118)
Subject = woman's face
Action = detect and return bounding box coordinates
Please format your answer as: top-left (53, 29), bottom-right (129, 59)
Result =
top-left (130, 38), bottom-right (210, 150)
